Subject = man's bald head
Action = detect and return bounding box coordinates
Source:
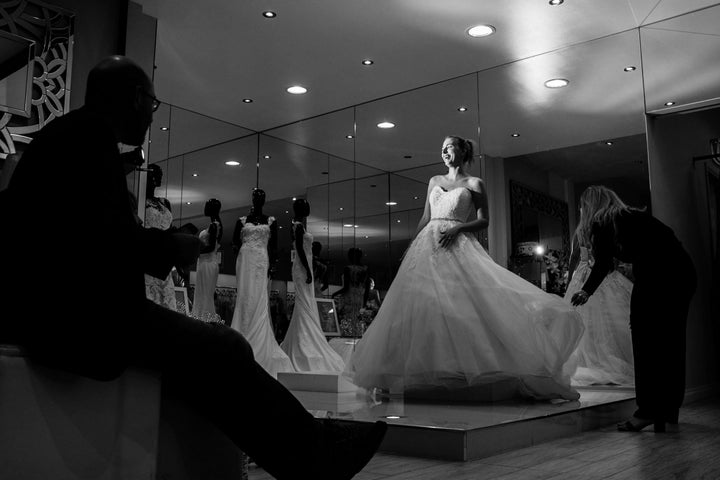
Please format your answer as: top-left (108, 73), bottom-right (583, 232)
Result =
top-left (85, 55), bottom-right (155, 146)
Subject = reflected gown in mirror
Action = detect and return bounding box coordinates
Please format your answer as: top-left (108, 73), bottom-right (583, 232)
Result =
top-left (192, 221), bottom-right (220, 318)
top-left (143, 198), bottom-right (177, 311)
top-left (565, 246), bottom-right (634, 386)
top-left (230, 217), bottom-right (294, 378)
top-left (346, 185), bottom-right (584, 401)
top-left (281, 222), bottom-right (345, 373)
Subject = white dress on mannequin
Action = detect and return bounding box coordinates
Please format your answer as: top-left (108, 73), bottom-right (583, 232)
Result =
top-left (281, 221), bottom-right (345, 373)
top-left (565, 246), bottom-right (634, 386)
top-left (230, 217), bottom-right (294, 378)
top-left (144, 198), bottom-right (176, 311)
top-left (346, 185), bottom-right (584, 401)
top-left (192, 221), bottom-right (220, 318)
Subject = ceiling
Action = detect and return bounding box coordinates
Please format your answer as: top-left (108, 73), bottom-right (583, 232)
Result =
top-left (138, 0), bottom-right (720, 134)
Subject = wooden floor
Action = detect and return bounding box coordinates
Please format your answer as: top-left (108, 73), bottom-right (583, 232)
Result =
top-left (249, 397), bottom-right (720, 480)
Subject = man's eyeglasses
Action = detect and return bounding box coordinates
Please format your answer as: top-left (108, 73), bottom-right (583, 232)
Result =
top-left (139, 88), bottom-right (161, 112)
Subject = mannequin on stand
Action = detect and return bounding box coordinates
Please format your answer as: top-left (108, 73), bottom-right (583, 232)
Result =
top-left (231, 188), bottom-right (294, 377)
top-left (281, 199), bottom-right (345, 372)
top-left (143, 164), bottom-right (177, 311)
top-left (192, 198), bottom-right (222, 319)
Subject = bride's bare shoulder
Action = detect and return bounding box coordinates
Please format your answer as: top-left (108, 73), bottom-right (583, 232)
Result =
top-left (464, 176), bottom-right (485, 193)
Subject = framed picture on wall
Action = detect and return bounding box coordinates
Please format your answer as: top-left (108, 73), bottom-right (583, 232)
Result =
top-left (316, 298), bottom-right (340, 336)
top-left (174, 287), bottom-right (190, 315)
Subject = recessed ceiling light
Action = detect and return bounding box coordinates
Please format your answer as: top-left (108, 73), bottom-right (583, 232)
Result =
top-left (383, 415), bottom-right (404, 419)
top-left (343, 224), bottom-right (353, 228)
top-left (339, 207), bottom-right (344, 211)
top-left (606, 141), bottom-right (613, 146)
top-left (511, 133), bottom-right (520, 137)
top-left (544, 78), bottom-right (569, 88)
top-left (186, 202), bottom-right (191, 205)
top-left (364, 235), bottom-right (369, 239)
top-left (467, 25), bottom-right (496, 37)
top-left (414, 196), bottom-right (419, 200)
top-left (354, 225), bottom-right (359, 228)
top-left (549, 0), bottom-right (564, 5)
top-left (242, 98), bottom-right (253, 103)
top-left (396, 219), bottom-right (401, 223)
top-left (386, 201), bottom-right (397, 206)
top-left (292, 197), bottom-right (297, 201)
top-left (160, 126), bottom-right (169, 131)
top-left (263, 155), bottom-right (271, 159)
top-left (346, 135), bottom-right (354, 139)
top-left (279, 226), bottom-right (283, 229)
top-left (262, 11), bottom-right (276, 18)
top-left (285, 210), bottom-right (289, 214)
top-left (287, 85), bottom-right (307, 94)
top-left (225, 160), bottom-right (240, 166)
top-left (362, 59), bottom-right (374, 66)
top-left (458, 106), bottom-right (468, 112)
top-left (377, 121), bottom-right (395, 129)
top-left (665, 101), bottom-right (676, 106)
top-left (623, 66), bottom-right (636, 72)
top-left (192, 173), bottom-right (198, 177)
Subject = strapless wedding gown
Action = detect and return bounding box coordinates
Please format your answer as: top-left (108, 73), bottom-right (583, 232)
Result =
top-left (192, 221), bottom-right (220, 318)
top-left (281, 222), bottom-right (345, 373)
top-left (565, 247), bottom-right (634, 386)
top-left (346, 185), bottom-right (584, 401)
top-left (230, 217), bottom-right (294, 378)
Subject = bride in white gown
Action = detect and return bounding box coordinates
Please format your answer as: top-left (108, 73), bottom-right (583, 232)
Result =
top-left (230, 189), bottom-right (294, 378)
top-left (346, 136), bottom-right (585, 401)
top-left (281, 199), bottom-right (345, 373)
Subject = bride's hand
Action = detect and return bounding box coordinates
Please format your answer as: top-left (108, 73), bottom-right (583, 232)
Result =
top-left (439, 226), bottom-right (460, 248)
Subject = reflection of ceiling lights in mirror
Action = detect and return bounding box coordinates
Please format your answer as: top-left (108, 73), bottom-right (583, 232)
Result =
top-left (339, 207), bottom-right (344, 210)
top-left (414, 196), bottom-right (419, 200)
top-left (287, 85), bottom-right (307, 94)
top-left (186, 202), bottom-right (192, 205)
top-left (242, 98), bottom-right (253, 103)
top-left (511, 133), bottom-right (520, 137)
top-left (467, 25), bottom-right (495, 37)
top-left (362, 59), bottom-right (373, 65)
top-left (623, 66), bottom-right (636, 72)
top-left (346, 135), bottom-right (354, 139)
top-left (396, 219), bottom-right (401, 223)
top-left (458, 106), bottom-right (468, 112)
top-left (665, 101), bottom-right (675, 106)
top-left (160, 126), bottom-right (169, 131)
top-left (386, 201), bottom-right (397, 206)
top-left (606, 141), bottom-right (613, 145)
top-left (549, 0), bottom-right (564, 5)
top-left (225, 160), bottom-right (240, 166)
top-left (263, 155), bottom-right (271, 159)
top-left (262, 11), bottom-right (276, 18)
top-left (292, 197), bottom-right (297, 201)
top-left (544, 78), bottom-right (569, 88)
top-left (343, 224), bottom-right (353, 227)
top-left (192, 173), bottom-right (198, 177)
top-left (377, 121), bottom-right (395, 129)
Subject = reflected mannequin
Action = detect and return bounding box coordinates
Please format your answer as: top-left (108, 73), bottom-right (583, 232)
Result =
top-left (565, 233), bottom-right (634, 387)
top-left (143, 163), bottom-right (177, 311)
top-left (332, 248), bottom-right (370, 335)
top-left (230, 188), bottom-right (294, 377)
top-left (347, 136), bottom-right (585, 401)
top-left (281, 199), bottom-right (345, 373)
top-left (312, 241), bottom-right (329, 297)
top-left (192, 198), bottom-right (222, 319)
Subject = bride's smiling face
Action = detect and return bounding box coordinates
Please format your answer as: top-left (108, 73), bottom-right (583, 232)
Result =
top-left (441, 138), bottom-right (461, 168)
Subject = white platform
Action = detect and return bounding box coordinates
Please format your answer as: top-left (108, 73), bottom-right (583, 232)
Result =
top-left (277, 371), bottom-right (358, 393)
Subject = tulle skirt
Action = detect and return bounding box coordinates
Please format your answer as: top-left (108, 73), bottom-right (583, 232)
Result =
top-left (345, 220), bottom-right (584, 401)
top-left (565, 262), bottom-right (634, 386)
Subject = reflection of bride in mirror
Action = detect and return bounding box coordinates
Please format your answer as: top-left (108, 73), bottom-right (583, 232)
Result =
top-left (565, 230), bottom-right (634, 387)
top-left (346, 135), bottom-right (584, 401)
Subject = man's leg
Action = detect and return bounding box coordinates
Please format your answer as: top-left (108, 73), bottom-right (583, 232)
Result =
top-left (131, 300), bottom-right (325, 479)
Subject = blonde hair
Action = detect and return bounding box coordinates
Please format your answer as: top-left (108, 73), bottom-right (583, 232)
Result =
top-left (575, 185), bottom-right (631, 247)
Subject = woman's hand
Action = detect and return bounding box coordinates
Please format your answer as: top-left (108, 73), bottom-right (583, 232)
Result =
top-left (439, 226), bottom-right (461, 248)
top-left (571, 290), bottom-right (590, 306)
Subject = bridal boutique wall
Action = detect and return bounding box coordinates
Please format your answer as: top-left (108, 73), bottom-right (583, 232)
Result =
top-left (646, 107), bottom-right (720, 391)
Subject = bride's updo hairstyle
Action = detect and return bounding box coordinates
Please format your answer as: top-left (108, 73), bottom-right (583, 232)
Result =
top-left (445, 135), bottom-right (475, 166)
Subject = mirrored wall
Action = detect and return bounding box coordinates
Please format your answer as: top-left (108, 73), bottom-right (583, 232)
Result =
top-left (144, 4), bottom-right (720, 307)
